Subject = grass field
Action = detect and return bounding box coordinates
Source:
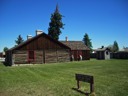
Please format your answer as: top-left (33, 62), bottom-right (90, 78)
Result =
top-left (0, 59), bottom-right (128, 96)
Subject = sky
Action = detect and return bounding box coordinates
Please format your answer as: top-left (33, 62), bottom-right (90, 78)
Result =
top-left (0, 0), bottom-right (128, 52)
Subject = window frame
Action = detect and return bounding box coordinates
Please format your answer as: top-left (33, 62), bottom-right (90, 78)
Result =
top-left (28, 50), bottom-right (35, 62)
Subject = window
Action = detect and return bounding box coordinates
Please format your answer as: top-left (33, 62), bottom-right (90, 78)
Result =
top-left (28, 51), bottom-right (35, 60)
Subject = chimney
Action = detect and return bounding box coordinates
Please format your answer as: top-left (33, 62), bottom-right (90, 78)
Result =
top-left (65, 36), bottom-right (68, 41)
top-left (36, 30), bottom-right (43, 35)
top-left (27, 35), bottom-right (32, 40)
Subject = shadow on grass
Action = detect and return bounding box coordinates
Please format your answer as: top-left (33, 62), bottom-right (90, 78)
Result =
top-left (72, 88), bottom-right (90, 96)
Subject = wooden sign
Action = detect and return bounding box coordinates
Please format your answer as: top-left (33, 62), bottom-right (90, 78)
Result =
top-left (75, 74), bottom-right (94, 93)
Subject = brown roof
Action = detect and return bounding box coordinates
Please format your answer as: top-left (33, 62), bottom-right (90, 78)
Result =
top-left (8, 33), bottom-right (70, 51)
top-left (60, 41), bottom-right (90, 50)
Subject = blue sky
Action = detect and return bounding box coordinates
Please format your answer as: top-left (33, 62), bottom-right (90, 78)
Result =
top-left (0, 0), bottom-right (128, 52)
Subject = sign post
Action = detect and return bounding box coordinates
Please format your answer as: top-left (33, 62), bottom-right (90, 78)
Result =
top-left (75, 74), bottom-right (94, 93)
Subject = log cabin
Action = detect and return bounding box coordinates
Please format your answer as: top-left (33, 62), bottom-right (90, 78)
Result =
top-left (5, 30), bottom-right (71, 66)
top-left (61, 39), bottom-right (90, 61)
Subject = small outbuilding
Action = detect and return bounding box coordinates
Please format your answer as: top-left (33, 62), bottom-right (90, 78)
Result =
top-left (95, 47), bottom-right (110, 60)
top-left (5, 30), bottom-right (71, 66)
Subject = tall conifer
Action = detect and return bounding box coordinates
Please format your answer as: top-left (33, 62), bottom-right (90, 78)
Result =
top-left (48, 4), bottom-right (64, 40)
top-left (83, 33), bottom-right (92, 52)
top-left (113, 41), bottom-right (119, 52)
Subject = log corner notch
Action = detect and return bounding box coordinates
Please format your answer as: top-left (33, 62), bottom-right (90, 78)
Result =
top-left (75, 74), bottom-right (94, 94)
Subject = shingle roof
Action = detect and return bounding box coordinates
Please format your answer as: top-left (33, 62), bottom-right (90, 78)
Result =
top-left (60, 41), bottom-right (90, 50)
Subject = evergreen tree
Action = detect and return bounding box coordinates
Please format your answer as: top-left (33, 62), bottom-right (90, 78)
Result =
top-left (15, 35), bottom-right (24, 45)
top-left (113, 41), bottom-right (119, 52)
top-left (3, 47), bottom-right (8, 52)
top-left (83, 33), bottom-right (92, 52)
top-left (48, 4), bottom-right (64, 40)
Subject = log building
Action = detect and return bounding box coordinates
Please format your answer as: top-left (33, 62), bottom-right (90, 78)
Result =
top-left (5, 30), bottom-right (70, 66)
top-left (5, 31), bottom-right (90, 66)
top-left (61, 40), bottom-right (90, 61)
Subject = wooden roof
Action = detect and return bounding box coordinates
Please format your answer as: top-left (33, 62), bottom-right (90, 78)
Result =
top-left (9, 33), bottom-right (70, 51)
top-left (60, 41), bottom-right (90, 50)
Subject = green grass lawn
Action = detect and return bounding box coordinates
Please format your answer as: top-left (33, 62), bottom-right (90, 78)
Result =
top-left (0, 59), bottom-right (128, 96)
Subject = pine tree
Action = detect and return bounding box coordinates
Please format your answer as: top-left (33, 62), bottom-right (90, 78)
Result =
top-left (83, 33), bottom-right (92, 52)
top-left (48, 4), bottom-right (64, 40)
top-left (15, 35), bottom-right (24, 45)
top-left (113, 41), bottom-right (119, 52)
top-left (3, 47), bottom-right (8, 52)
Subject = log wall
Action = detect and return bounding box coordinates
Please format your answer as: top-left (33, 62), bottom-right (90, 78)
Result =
top-left (12, 49), bottom-right (70, 64)
top-left (57, 50), bottom-right (70, 62)
top-left (45, 50), bottom-right (57, 63)
top-left (13, 50), bottom-right (28, 64)
top-left (34, 51), bottom-right (43, 64)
